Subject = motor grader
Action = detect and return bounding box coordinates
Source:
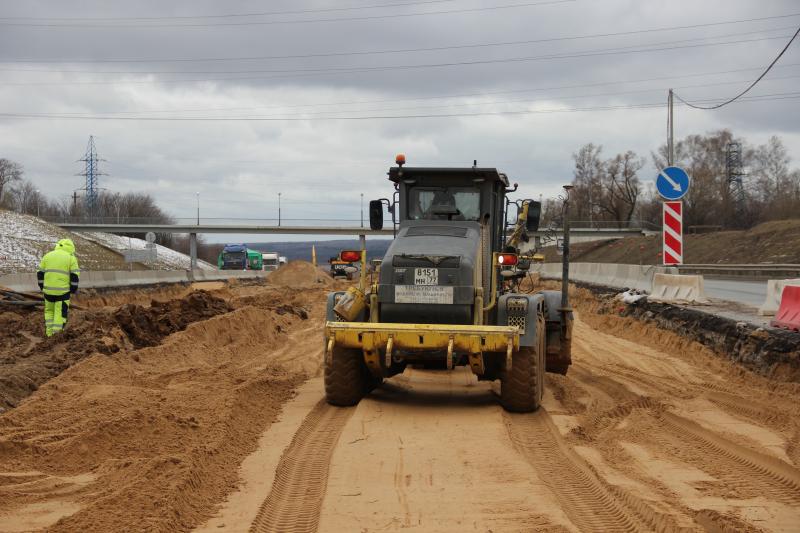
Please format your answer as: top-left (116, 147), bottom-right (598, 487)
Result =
top-left (323, 156), bottom-right (572, 412)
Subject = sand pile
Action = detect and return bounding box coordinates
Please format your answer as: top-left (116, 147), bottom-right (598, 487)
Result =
top-left (267, 260), bottom-right (334, 288)
top-left (0, 290), bottom-right (231, 410)
top-left (0, 284), bottom-right (329, 532)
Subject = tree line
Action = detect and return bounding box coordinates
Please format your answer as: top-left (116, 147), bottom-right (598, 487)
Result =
top-left (541, 130), bottom-right (800, 231)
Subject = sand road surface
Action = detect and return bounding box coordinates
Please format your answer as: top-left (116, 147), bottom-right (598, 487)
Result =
top-left (201, 295), bottom-right (800, 533)
top-left (1, 280), bottom-right (798, 532)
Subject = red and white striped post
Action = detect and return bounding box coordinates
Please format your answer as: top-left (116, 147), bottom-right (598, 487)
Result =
top-left (662, 201), bottom-right (683, 265)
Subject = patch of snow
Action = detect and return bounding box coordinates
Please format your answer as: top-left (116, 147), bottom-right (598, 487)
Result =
top-left (0, 210), bottom-right (67, 274)
top-left (0, 209), bottom-right (216, 274)
top-left (79, 232), bottom-right (216, 271)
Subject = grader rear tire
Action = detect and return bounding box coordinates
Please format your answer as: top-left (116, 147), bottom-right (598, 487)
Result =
top-left (500, 345), bottom-right (544, 412)
top-left (500, 315), bottom-right (546, 413)
top-left (324, 345), bottom-right (371, 406)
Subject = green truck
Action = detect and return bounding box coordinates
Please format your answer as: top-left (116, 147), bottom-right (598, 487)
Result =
top-left (218, 244), bottom-right (263, 270)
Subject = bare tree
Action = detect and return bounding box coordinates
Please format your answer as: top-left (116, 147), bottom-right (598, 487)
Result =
top-left (750, 136), bottom-right (799, 221)
top-left (571, 144), bottom-right (604, 224)
top-left (0, 159), bottom-right (23, 208)
top-left (8, 180), bottom-right (43, 215)
top-left (598, 151), bottom-right (642, 227)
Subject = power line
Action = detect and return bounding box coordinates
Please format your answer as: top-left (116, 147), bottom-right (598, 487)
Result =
top-left (674, 24), bottom-right (800, 109)
top-left (24, 63), bottom-right (799, 116)
top-left (3, 23), bottom-right (795, 76)
top-left (23, 73), bottom-right (800, 119)
top-left (1, 92), bottom-right (795, 122)
top-left (0, 0), bottom-right (461, 21)
top-left (1, 12), bottom-right (797, 64)
top-left (0, 0), bottom-right (575, 28)
top-left (1, 33), bottom-right (791, 87)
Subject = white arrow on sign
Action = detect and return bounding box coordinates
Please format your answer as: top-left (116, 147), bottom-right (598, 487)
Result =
top-left (659, 171), bottom-right (682, 192)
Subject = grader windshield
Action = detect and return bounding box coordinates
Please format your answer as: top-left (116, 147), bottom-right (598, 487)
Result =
top-left (407, 186), bottom-right (481, 221)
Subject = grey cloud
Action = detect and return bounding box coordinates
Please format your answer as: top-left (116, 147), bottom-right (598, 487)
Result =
top-left (0, 0), bottom-right (798, 237)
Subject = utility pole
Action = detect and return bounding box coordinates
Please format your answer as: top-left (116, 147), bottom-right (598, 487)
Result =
top-left (667, 88), bottom-right (674, 166)
top-left (561, 185), bottom-right (573, 312)
top-left (196, 192), bottom-right (200, 225)
top-left (35, 189), bottom-right (40, 218)
top-left (360, 193), bottom-right (364, 228)
top-left (278, 192), bottom-right (282, 226)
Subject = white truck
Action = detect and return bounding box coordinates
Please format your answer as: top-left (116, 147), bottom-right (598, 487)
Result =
top-left (262, 252), bottom-right (280, 272)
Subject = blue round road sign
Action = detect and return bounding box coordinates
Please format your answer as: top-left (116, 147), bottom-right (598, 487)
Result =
top-left (656, 166), bottom-right (690, 200)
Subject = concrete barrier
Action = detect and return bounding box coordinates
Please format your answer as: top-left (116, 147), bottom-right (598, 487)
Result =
top-left (758, 279), bottom-right (800, 316)
top-left (771, 285), bottom-right (800, 331)
top-left (537, 262), bottom-right (677, 293)
top-left (0, 269), bottom-right (268, 292)
top-left (649, 273), bottom-right (709, 304)
top-left (0, 272), bottom-right (38, 292)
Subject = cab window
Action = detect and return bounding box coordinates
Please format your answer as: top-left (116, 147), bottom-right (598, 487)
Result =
top-left (408, 186), bottom-right (480, 221)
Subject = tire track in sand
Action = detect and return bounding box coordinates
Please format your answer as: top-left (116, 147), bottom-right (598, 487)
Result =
top-left (249, 400), bottom-right (355, 533)
top-left (656, 411), bottom-right (800, 505)
top-left (504, 409), bottom-right (649, 532)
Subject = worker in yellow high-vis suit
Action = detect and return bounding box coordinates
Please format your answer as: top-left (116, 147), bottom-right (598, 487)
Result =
top-left (37, 239), bottom-right (80, 336)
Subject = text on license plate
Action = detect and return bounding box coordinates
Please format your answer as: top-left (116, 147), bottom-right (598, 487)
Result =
top-left (414, 267), bottom-right (438, 285)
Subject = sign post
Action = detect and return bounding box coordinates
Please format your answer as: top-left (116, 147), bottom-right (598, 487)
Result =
top-left (656, 166), bottom-right (690, 266)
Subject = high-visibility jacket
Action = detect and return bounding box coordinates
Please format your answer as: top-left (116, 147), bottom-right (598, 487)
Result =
top-left (38, 238), bottom-right (80, 298)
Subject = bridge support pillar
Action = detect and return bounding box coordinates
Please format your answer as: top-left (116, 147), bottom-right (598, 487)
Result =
top-left (189, 232), bottom-right (197, 270)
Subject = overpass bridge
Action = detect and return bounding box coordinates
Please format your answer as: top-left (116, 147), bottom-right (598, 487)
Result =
top-left (55, 222), bottom-right (645, 268)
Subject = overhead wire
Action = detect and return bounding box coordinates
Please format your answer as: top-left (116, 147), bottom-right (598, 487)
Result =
top-left (1, 12), bottom-right (797, 64)
top-left (21, 63), bottom-right (798, 116)
top-left (21, 72), bottom-right (800, 118)
top-left (2, 23), bottom-right (796, 76)
top-left (0, 0), bottom-right (463, 21)
top-left (0, 33), bottom-right (792, 86)
top-left (1, 92), bottom-right (795, 122)
top-left (673, 24), bottom-right (800, 109)
top-left (0, 0), bottom-right (575, 28)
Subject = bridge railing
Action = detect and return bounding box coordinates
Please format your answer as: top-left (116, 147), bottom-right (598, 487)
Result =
top-left (40, 216), bottom-right (365, 227)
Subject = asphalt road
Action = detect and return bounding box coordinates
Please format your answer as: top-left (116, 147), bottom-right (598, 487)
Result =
top-left (703, 278), bottom-right (767, 307)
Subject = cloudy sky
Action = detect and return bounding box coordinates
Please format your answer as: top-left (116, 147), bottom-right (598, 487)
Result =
top-left (1, 0), bottom-right (798, 240)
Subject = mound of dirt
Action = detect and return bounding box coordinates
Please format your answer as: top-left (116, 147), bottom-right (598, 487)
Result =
top-left (113, 290), bottom-right (231, 347)
top-left (542, 218), bottom-right (800, 265)
top-left (0, 283), bottom-right (328, 532)
top-left (0, 307), bottom-right (126, 411)
top-left (0, 290), bottom-right (232, 410)
top-left (267, 260), bottom-right (334, 288)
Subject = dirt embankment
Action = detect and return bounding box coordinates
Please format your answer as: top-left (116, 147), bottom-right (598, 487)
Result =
top-left (542, 218), bottom-right (800, 264)
top-left (0, 290), bottom-right (232, 410)
top-left (554, 282), bottom-right (800, 382)
top-left (0, 279), bottom-right (326, 532)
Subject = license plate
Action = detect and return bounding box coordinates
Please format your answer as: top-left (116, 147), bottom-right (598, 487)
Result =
top-left (414, 267), bottom-right (438, 285)
top-left (395, 285), bottom-right (454, 304)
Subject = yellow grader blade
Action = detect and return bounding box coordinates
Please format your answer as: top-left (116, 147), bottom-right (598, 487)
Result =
top-left (325, 321), bottom-right (520, 375)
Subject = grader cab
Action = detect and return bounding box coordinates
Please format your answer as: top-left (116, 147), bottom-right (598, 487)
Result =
top-left (324, 156), bottom-right (572, 412)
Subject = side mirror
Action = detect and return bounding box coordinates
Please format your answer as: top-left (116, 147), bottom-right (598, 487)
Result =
top-left (526, 200), bottom-right (541, 232)
top-left (369, 200), bottom-right (384, 230)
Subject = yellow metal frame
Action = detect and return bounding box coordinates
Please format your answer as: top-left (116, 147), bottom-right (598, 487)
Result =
top-left (325, 321), bottom-right (519, 355)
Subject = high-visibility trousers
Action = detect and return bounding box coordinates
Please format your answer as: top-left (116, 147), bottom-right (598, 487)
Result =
top-left (44, 298), bottom-right (70, 337)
